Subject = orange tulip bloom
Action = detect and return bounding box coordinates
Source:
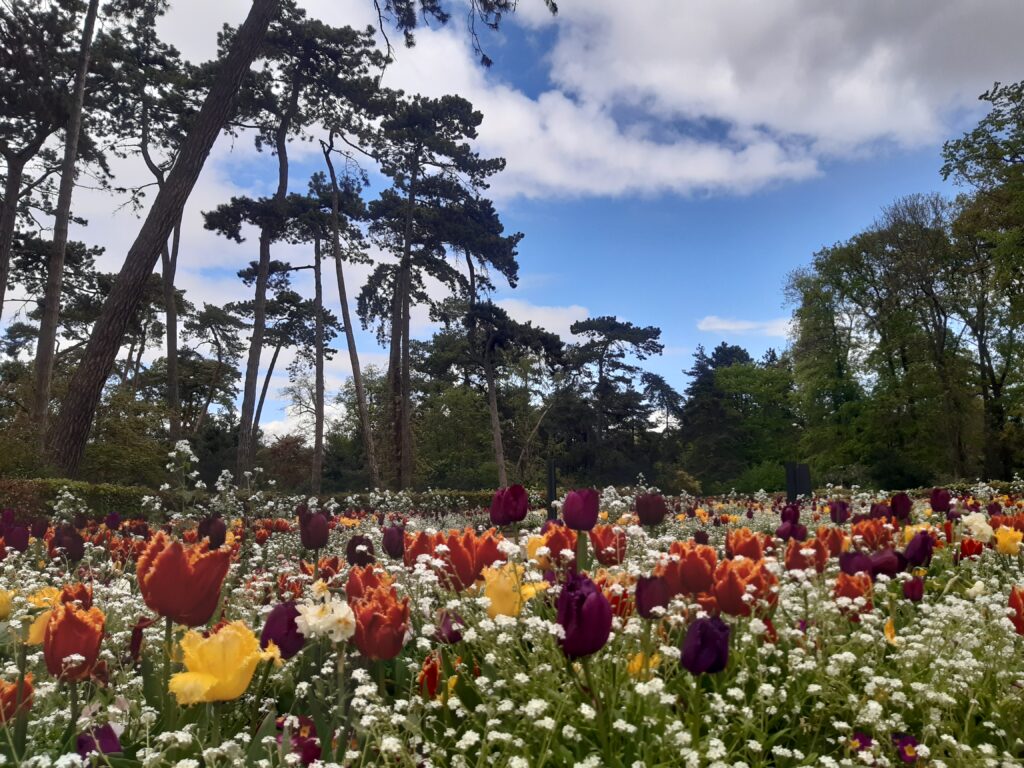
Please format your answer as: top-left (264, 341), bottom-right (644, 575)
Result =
top-left (352, 585), bottom-right (410, 661)
top-left (595, 570), bottom-right (635, 619)
top-left (657, 541), bottom-right (717, 597)
top-left (346, 564), bottom-right (393, 602)
top-left (0, 674), bottom-right (32, 722)
top-left (137, 531), bottom-right (231, 626)
top-left (59, 583), bottom-right (93, 608)
top-left (784, 537), bottom-right (829, 573)
top-left (726, 528), bottom-right (764, 560)
top-left (815, 526), bottom-right (848, 558)
top-left (959, 538), bottom-right (985, 561)
top-left (473, 528), bottom-right (507, 574)
top-left (713, 558), bottom-right (777, 617)
top-left (419, 651), bottom-right (442, 698)
top-left (589, 525), bottom-right (627, 566)
top-left (1010, 586), bottom-right (1024, 636)
top-left (834, 572), bottom-right (873, 619)
top-left (851, 518), bottom-right (892, 551)
top-left (43, 603), bottom-right (105, 681)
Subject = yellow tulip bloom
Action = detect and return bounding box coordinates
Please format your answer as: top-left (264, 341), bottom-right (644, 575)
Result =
top-left (994, 526), bottom-right (1023, 556)
top-left (26, 587), bottom-right (61, 645)
top-left (169, 621), bottom-right (271, 705)
top-left (627, 652), bottom-right (661, 679)
top-left (0, 589), bottom-right (12, 621)
top-left (481, 563), bottom-right (547, 619)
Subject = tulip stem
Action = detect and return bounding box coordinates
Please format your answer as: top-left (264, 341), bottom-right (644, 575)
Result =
top-left (162, 616), bottom-right (174, 704)
top-left (575, 532), bottom-right (589, 572)
top-left (13, 641), bottom-right (27, 757)
top-left (333, 645), bottom-right (347, 760)
top-left (69, 681), bottom-right (80, 729)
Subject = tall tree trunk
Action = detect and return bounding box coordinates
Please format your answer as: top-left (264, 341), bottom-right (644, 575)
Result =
top-left (484, 351), bottom-right (507, 486)
top-left (252, 340), bottom-right (282, 447)
top-left (236, 231), bottom-right (272, 476)
top-left (32, 0), bottom-right (100, 440)
top-left (400, 274), bottom-right (413, 487)
top-left (387, 266), bottom-right (404, 487)
top-left (391, 162), bottom-right (417, 489)
top-left (0, 155), bottom-right (28, 323)
top-left (162, 220), bottom-right (182, 440)
top-left (192, 356), bottom-right (225, 436)
top-left (311, 238), bottom-right (324, 494)
top-left (322, 139), bottom-right (378, 486)
top-left (50, 0), bottom-right (280, 476)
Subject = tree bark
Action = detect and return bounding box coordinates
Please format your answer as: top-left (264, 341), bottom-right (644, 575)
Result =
top-left (50, 0), bottom-right (281, 476)
top-left (252, 340), bottom-right (282, 444)
top-left (484, 351), bottom-right (507, 486)
top-left (32, 0), bottom-right (100, 439)
top-left (0, 155), bottom-right (28, 323)
top-left (162, 220), bottom-right (182, 440)
top-left (236, 230), bottom-right (272, 476)
top-left (311, 237), bottom-right (324, 494)
top-left (322, 139), bottom-right (378, 486)
top-left (390, 161), bottom-right (417, 488)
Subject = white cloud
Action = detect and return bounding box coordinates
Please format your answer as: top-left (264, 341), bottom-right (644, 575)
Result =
top-left (496, 298), bottom-right (589, 340)
top-left (697, 315), bottom-right (791, 338)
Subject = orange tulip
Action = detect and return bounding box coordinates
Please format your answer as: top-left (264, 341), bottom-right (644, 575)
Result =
top-left (418, 652), bottom-right (442, 698)
top-left (404, 530), bottom-right (477, 591)
top-left (834, 572), bottom-right (873, 619)
top-left (726, 528), bottom-right (765, 560)
top-left (815, 526), bottom-right (848, 558)
top-left (1010, 586), bottom-right (1024, 636)
top-left (345, 564), bottom-right (393, 602)
top-left (589, 525), bottom-right (627, 566)
top-left (595, 570), bottom-right (635, 619)
top-left (784, 537), bottom-right (829, 573)
top-left (0, 674), bottom-right (32, 722)
top-left (300, 556), bottom-right (343, 581)
top-left (473, 528), bottom-right (507, 574)
top-left (657, 541), bottom-right (717, 597)
top-left (352, 585), bottom-right (410, 661)
top-left (43, 603), bottom-right (105, 681)
top-left (137, 531), bottom-right (231, 626)
top-left (713, 558), bottom-right (777, 617)
top-left (851, 518), bottom-right (892, 551)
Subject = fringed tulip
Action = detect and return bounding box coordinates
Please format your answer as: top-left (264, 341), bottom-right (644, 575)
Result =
top-left (352, 586), bottom-right (410, 661)
top-left (43, 602), bottom-right (105, 681)
top-left (169, 621), bottom-right (270, 705)
top-left (137, 532), bottom-right (230, 626)
top-left (0, 674), bottom-right (32, 722)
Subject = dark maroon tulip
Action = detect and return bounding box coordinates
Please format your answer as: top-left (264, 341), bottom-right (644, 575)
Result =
top-left (780, 504), bottom-right (800, 524)
top-left (52, 524), bottom-right (84, 561)
top-left (556, 572), bottom-right (612, 659)
top-left (869, 548), bottom-right (906, 579)
top-left (902, 577), bottom-right (925, 602)
top-left (490, 485), bottom-right (529, 526)
top-left (104, 512), bottom-right (121, 530)
top-left (986, 501), bottom-right (1002, 517)
top-left (904, 531), bottom-right (934, 568)
top-left (685, 506), bottom-right (697, 518)
top-left (929, 488), bottom-right (951, 513)
top-left (346, 535), bottom-right (376, 567)
top-left (435, 611), bottom-right (464, 644)
top-left (299, 511), bottom-right (329, 551)
top-left (745, 508), bottom-right (754, 519)
top-left (199, 514), bottom-right (227, 548)
top-left (890, 492), bottom-right (912, 521)
top-left (775, 521), bottom-right (807, 541)
top-left (73, 513), bottom-right (88, 530)
top-left (680, 616), bottom-right (730, 675)
top-left (562, 489), bottom-right (600, 531)
top-left (77, 723), bottom-right (121, 758)
top-left (261, 601), bottom-right (305, 659)
top-left (129, 616), bottom-right (158, 663)
top-left (4, 525), bottom-right (29, 552)
top-left (870, 502), bottom-right (891, 519)
top-left (693, 529), bottom-right (709, 545)
top-left (829, 500), bottom-right (851, 524)
top-left (839, 551), bottom-right (872, 576)
top-left (30, 517), bottom-right (49, 539)
top-left (635, 575), bottom-right (671, 619)
top-left (636, 494), bottom-right (669, 526)
top-left (382, 525), bottom-right (405, 559)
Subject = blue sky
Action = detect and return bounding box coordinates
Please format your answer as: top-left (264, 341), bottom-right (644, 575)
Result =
top-left (50, 0), bottom-right (1024, 435)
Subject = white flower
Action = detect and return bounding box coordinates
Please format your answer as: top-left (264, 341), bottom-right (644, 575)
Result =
top-left (962, 512), bottom-right (994, 543)
top-left (295, 596), bottom-right (355, 643)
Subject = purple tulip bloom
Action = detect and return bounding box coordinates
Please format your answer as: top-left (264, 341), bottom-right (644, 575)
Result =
top-left (104, 512), bottom-right (121, 530)
top-left (780, 504), bottom-right (800, 524)
top-left (693, 529), bottom-right (709, 545)
top-left (680, 616), bottom-right (730, 675)
top-left (4, 525), bottom-right (29, 553)
top-left (869, 548), bottom-right (907, 579)
top-left (870, 502), bottom-right (891, 519)
top-left (890, 492), bottom-right (912, 520)
top-left (382, 525), bottom-right (405, 559)
top-left (299, 510), bottom-right (329, 551)
top-left (929, 488), bottom-right (951, 513)
top-left (636, 494), bottom-right (669, 526)
top-left (77, 724), bottom-right (121, 758)
top-left (51, 524), bottom-right (84, 562)
top-left (986, 501), bottom-right (1002, 517)
top-left (562, 489), bottom-right (600, 532)
top-left (435, 611), bottom-right (464, 644)
top-left (556, 572), bottom-right (612, 659)
top-left (904, 531), bottom-right (933, 568)
top-left (839, 551), bottom-right (872, 576)
top-left (829, 500), bottom-right (851, 524)
top-left (775, 521), bottom-right (808, 541)
top-left (30, 517), bottom-right (49, 539)
top-left (198, 515), bottom-right (227, 548)
top-left (902, 577), bottom-right (925, 602)
top-left (261, 602), bottom-right (305, 659)
top-left (635, 575), bottom-right (670, 619)
top-left (346, 534), bottom-right (376, 567)
top-left (490, 485), bottom-right (529, 526)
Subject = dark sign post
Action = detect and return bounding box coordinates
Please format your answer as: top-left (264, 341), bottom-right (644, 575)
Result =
top-left (547, 458), bottom-right (558, 521)
top-left (785, 462), bottom-right (813, 502)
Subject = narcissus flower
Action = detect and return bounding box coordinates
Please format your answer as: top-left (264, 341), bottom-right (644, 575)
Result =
top-left (556, 572), bottom-right (612, 659)
top-left (994, 526), bottom-right (1022, 555)
top-left (482, 562), bottom-right (547, 618)
top-left (169, 621), bottom-right (271, 705)
top-left (43, 602), bottom-right (105, 681)
top-left (352, 586), bottom-right (409, 661)
top-left (635, 494), bottom-right (669, 526)
top-left (0, 674), bottom-right (32, 722)
top-left (137, 531), bottom-right (230, 626)
top-left (680, 616), bottom-right (730, 675)
top-left (295, 596), bottom-right (356, 644)
top-left (490, 485), bottom-right (528, 526)
top-left (589, 525), bottom-right (626, 566)
top-left (563, 489), bottom-right (600, 531)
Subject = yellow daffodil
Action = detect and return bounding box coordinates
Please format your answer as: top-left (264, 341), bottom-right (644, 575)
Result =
top-left (0, 589), bottom-right (12, 621)
top-left (169, 621), bottom-right (272, 705)
top-left (627, 652), bottom-right (661, 679)
top-left (481, 562), bottom-right (547, 619)
top-left (994, 526), bottom-right (1022, 556)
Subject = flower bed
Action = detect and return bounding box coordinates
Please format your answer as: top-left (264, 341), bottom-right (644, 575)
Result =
top-left (0, 483), bottom-right (1022, 766)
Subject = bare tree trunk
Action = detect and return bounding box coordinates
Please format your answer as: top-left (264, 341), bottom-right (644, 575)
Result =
top-left (32, 0), bottom-right (100, 440)
top-left (311, 238), bottom-right (324, 494)
top-left (162, 220), bottom-right (182, 439)
top-left (0, 155), bottom-right (28, 323)
top-left (252, 340), bottom-right (282, 447)
top-left (400, 275), bottom-right (413, 487)
top-left (50, 0), bottom-right (280, 476)
top-left (192, 356), bottom-right (225, 436)
top-left (484, 352), bottom-right (507, 486)
top-left (391, 163), bottom-right (417, 489)
top-left (322, 139), bottom-right (378, 486)
top-left (236, 231), bottom-right (272, 476)
top-left (387, 267), bottom-right (403, 487)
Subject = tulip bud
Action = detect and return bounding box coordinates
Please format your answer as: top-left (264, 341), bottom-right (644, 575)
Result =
top-left (556, 572), bottom-right (612, 659)
top-left (680, 616), bottom-right (730, 675)
top-left (382, 525), bottom-right (405, 559)
top-left (636, 493), bottom-right (668, 526)
top-left (904, 531), bottom-right (934, 568)
top-left (299, 511), bottom-right (329, 551)
top-left (490, 485), bottom-right (528, 526)
top-left (829, 500), bottom-right (850, 524)
top-left (562, 489), bottom-right (599, 531)
top-left (261, 602), bottom-right (305, 660)
top-left (839, 551), bottom-right (872, 576)
top-left (346, 535), bottom-right (376, 567)
top-left (902, 577), bottom-right (925, 602)
top-left (634, 575), bottom-right (670, 619)
top-left (868, 548), bottom-right (906, 579)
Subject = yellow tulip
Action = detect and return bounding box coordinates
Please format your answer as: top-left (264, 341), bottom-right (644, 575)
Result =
top-left (884, 617), bottom-right (899, 646)
top-left (169, 621), bottom-right (271, 705)
top-left (26, 587), bottom-right (61, 645)
top-left (481, 563), bottom-right (547, 619)
top-left (0, 590), bottom-right (12, 621)
top-left (902, 524), bottom-right (932, 547)
top-left (627, 652), bottom-right (661, 679)
top-left (994, 526), bottom-right (1023, 556)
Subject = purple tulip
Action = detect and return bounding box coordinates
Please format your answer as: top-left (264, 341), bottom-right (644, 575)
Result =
top-left (52, 525), bottom-right (84, 562)
top-left (562, 489), bottom-right (600, 531)
top-left (780, 504), bottom-right (800, 524)
top-left (77, 724), bottom-right (121, 758)
top-left (693, 529), bottom-right (709, 545)
top-left (902, 577), bottom-right (925, 602)
top-left (490, 485), bottom-right (528, 526)
top-left (829, 500), bottom-right (850, 524)
top-left (4, 525), bottom-right (29, 553)
top-left (636, 494), bottom-right (669, 526)
top-left (904, 531), bottom-right (933, 568)
top-left (346, 534), bottom-right (376, 567)
top-left (929, 488), bottom-right (951, 513)
top-left (745, 508), bottom-right (754, 519)
top-left (30, 517), bottom-right (49, 539)
top-left (775, 521), bottom-right (808, 541)
top-left (635, 575), bottom-right (670, 619)
top-left (986, 501), bottom-right (1002, 517)
top-left (870, 502), bottom-right (891, 519)
top-left (261, 602), bottom-right (305, 659)
top-left (198, 515), bottom-right (227, 548)
top-left (299, 511), bottom-right (329, 551)
top-left (680, 616), bottom-right (730, 675)
top-left (869, 548), bottom-right (906, 579)
top-left (435, 611), bottom-right (464, 644)
top-left (382, 525), bottom-right (405, 559)
top-left (556, 572), bottom-right (612, 659)
top-left (839, 551), bottom-right (872, 576)
top-left (890, 492), bottom-right (912, 520)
